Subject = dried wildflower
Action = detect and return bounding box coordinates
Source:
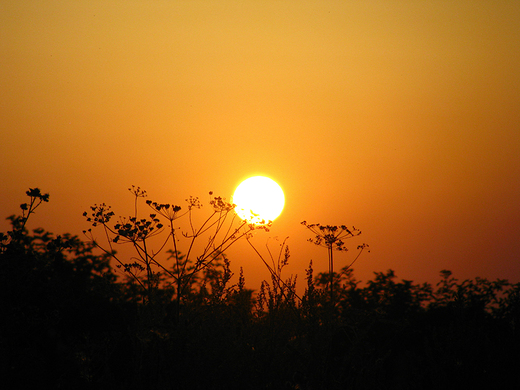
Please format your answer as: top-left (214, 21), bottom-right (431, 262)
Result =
top-left (209, 196), bottom-right (234, 212)
top-left (301, 222), bottom-right (361, 251)
top-left (302, 221), bottom-right (366, 303)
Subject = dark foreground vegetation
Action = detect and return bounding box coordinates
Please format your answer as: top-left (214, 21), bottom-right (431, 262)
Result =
top-left (2, 189), bottom-right (520, 389)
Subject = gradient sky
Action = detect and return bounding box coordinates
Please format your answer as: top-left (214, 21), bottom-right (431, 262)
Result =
top-left (2, 1), bottom-right (519, 290)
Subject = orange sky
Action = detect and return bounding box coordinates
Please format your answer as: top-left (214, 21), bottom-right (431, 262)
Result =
top-left (2, 1), bottom-right (519, 290)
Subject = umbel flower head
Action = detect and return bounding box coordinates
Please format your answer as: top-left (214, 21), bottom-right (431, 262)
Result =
top-left (301, 221), bottom-right (361, 251)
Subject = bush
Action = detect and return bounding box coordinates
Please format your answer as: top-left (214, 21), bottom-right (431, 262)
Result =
top-left (2, 188), bottom-right (519, 389)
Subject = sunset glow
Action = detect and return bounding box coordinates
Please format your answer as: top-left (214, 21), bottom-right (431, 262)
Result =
top-left (3, 2), bottom-right (520, 386)
top-left (1, 1), bottom-right (519, 289)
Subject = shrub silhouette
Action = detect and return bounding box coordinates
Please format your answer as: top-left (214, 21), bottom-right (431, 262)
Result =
top-left (2, 187), bottom-right (520, 389)
top-left (1, 189), bottom-right (125, 387)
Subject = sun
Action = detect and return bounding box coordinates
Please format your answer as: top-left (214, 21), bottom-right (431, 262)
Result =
top-left (232, 176), bottom-right (285, 224)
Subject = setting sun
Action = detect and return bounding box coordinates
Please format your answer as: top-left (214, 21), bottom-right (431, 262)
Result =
top-left (232, 176), bottom-right (285, 224)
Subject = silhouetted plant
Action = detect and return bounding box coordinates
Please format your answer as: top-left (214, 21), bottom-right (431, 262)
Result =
top-left (429, 269), bottom-right (510, 324)
top-left (6, 187), bottom-right (520, 389)
top-left (83, 186), bottom-right (268, 308)
top-left (249, 237), bottom-right (301, 316)
top-left (0, 188), bottom-right (49, 251)
top-left (0, 189), bottom-right (126, 388)
top-left (302, 221), bottom-right (368, 304)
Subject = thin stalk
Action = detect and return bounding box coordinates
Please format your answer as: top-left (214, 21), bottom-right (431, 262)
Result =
top-left (246, 237), bottom-right (302, 303)
top-left (329, 245), bottom-right (334, 304)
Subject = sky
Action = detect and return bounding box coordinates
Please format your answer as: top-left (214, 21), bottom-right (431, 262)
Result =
top-left (2, 0), bottom-right (519, 291)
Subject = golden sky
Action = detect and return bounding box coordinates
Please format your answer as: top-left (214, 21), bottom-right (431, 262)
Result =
top-left (2, 1), bottom-right (519, 288)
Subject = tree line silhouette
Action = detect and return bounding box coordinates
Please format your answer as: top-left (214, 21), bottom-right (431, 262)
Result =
top-left (1, 188), bottom-right (519, 389)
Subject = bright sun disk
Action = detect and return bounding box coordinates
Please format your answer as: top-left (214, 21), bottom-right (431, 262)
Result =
top-left (232, 176), bottom-right (285, 224)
